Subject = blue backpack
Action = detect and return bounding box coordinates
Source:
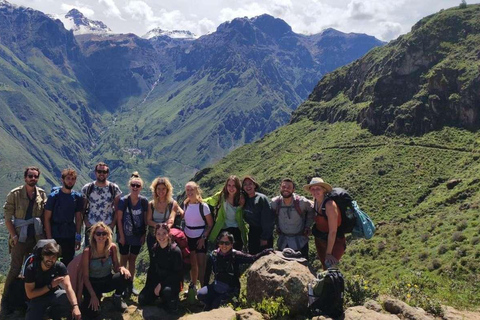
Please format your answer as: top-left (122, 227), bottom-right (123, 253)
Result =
top-left (49, 186), bottom-right (83, 238)
top-left (351, 201), bottom-right (375, 240)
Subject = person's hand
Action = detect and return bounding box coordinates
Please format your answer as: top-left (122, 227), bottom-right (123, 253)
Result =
top-left (10, 235), bottom-right (18, 247)
top-left (325, 254), bottom-right (339, 268)
top-left (109, 223), bottom-right (116, 231)
top-left (89, 294), bottom-right (100, 311)
top-left (119, 236), bottom-right (125, 246)
top-left (303, 227), bottom-right (311, 236)
top-left (197, 237), bottom-right (206, 249)
top-left (51, 276), bottom-right (66, 287)
top-left (72, 305), bottom-right (81, 319)
top-left (154, 283), bottom-right (162, 297)
top-left (120, 267), bottom-right (131, 279)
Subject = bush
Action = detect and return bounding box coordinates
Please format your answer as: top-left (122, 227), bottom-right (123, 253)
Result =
top-left (390, 273), bottom-right (444, 317)
top-left (459, 0), bottom-right (467, 9)
top-left (344, 275), bottom-right (379, 307)
top-left (252, 297), bottom-right (290, 318)
top-left (452, 231), bottom-right (466, 242)
top-left (438, 244), bottom-right (448, 255)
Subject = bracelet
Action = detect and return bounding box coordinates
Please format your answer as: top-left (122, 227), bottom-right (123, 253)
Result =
top-left (75, 233), bottom-right (81, 242)
top-left (72, 303), bottom-right (78, 307)
top-left (12, 235), bottom-right (18, 239)
top-left (47, 283), bottom-right (52, 290)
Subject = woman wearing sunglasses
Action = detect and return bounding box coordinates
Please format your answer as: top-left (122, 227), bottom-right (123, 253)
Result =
top-left (138, 223), bottom-right (183, 312)
top-left (81, 222), bottom-right (130, 318)
top-left (197, 231), bottom-right (272, 311)
top-left (116, 172), bottom-right (148, 298)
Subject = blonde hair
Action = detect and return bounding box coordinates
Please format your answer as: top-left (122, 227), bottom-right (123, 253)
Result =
top-left (89, 222), bottom-right (114, 258)
top-left (150, 177), bottom-right (174, 207)
top-left (128, 171), bottom-right (144, 188)
top-left (184, 181), bottom-right (203, 205)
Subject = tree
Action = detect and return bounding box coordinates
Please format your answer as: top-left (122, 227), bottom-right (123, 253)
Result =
top-left (459, 0), bottom-right (467, 9)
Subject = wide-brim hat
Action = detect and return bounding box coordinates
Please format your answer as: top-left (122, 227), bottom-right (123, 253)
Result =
top-left (242, 175), bottom-right (259, 189)
top-left (303, 177), bottom-right (333, 193)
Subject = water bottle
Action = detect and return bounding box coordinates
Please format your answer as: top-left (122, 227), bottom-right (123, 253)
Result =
top-left (308, 280), bottom-right (316, 307)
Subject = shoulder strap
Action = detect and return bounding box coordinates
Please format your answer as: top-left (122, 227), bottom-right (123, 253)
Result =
top-left (199, 202), bottom-right (206, 224)
top-left (274, 198), bottom-right (282, 216)
top-left (86, 182), bottom-right (95, 199)
top-left (108, 182), bottom-right (116, 201)
top-left (126, 196), bottom-right (137, 228)
top-left (293, 195), bottom-right (303, 216)
top-left (141, 198), bottom-right (148, 212)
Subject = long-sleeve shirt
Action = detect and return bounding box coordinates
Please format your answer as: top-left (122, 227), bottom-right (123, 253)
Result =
top-left (144, 243), bottom-right (183, 293)
top-left (243, 192), bottom-right (274, 241)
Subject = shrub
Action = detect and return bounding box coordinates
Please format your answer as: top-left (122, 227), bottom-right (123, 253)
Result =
top-left (419, 251), bottom-right (429, 261)
top-left (428, 259), bottom-right (442, 271)
top-left (390, 273), bottom-right (444, 317)
top-left (471, 237), bottom-right (480, 245)
top-left (252, 297), bottom-right (290, 318)
top-left (421, 234), bottom-right (429, 243)
top-left (438, 244), bottom-right (448, 255)
top-left (452, 231), bottom-right (466, 242)
top-left (459, 0), bottom-right (467, 9)
top-left (344, 275), bottom-right (379, 307)
top-left (457, 220), bottom-right (468, 231)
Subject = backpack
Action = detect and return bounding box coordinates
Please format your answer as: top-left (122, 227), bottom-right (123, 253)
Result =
top-left (84, 182), bottom-right (117, 216)
top-left (273, 195), bottom-right (307, 235)
top-left (351, 201), bottom-right (376, 240)
top-left (170, 228), bottom-right (191, 265)
top-left (21, 239), bottom-right (58, 277)
top-left (183, 202), bottom-right (208, 230)
top-left (318, 188), bottom-right (357, 237)
top-left (308, 268), bottom-right (344, 318)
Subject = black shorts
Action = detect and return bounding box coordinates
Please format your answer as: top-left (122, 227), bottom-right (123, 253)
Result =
top-left (118, 242), bottom-right (141, 255)
top-left (187, 236), bottom-right (207, 254)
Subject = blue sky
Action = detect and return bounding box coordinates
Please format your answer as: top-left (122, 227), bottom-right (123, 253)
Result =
top-left (8, 0), bottom-right (480, 40)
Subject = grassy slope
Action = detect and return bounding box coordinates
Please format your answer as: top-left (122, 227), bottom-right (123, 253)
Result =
top-left (195, 118), bottom-right (480, 308)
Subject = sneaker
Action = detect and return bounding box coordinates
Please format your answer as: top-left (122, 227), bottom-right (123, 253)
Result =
top-left (123, 285), bottom-right (132, 299)
top-left (131, 286), bottom-right (140, 296)
top-left (187, 283), bottom-right (197, 304)
top-left (113, 295), bottom-right (127, 312)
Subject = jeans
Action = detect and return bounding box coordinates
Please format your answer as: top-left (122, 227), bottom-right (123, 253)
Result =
top-left (25, 289), bottom-right (70, 320)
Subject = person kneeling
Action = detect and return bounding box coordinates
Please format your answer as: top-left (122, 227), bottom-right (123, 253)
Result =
top-left (24, 242), bottom-right (81, 320)
top-left (81, 222), bottom-right (130, 318)
top-left (198, 231), bottom-right (272, 311)
top-left (138, 223), bottom-right (182, 312)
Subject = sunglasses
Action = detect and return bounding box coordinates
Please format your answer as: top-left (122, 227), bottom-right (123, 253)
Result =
top-left (130, 183), bottom-right (141, 188)
top-left (218, 241), bottom-right (232, 246)
top-left (95, 231), bottom-right (108, 236)
top-left (96, 170), bottom-right (109, 174)
top-left (28, 175), bottom-right (39, 179)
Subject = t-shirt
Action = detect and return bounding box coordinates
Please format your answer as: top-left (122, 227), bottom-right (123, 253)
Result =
top-left (224, 201), bottom-right (238, 228)
top-left (82, 182), bottom-right (122, 225)
top-left (24, 261), bottom-right (68, 299)
top-left (184, 203), bottom-right (211, 238)
top-left (118, 195), bottom-right (147, 245)
top-left (45, 189), bottom-right (84, 238)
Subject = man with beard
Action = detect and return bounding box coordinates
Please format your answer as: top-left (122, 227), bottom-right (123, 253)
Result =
top-left (271, 178), bottom-right (314, 259)
top-left (1, 166), bottom-right (47, 315)
top-left (44, 169), bottom-right (84, 266)
top-left (81, 162), bottom-right (121, 246)
top-left (241, 176), bottom-right (274, 254)
top-left (24, 242), bottom-right (81, 320)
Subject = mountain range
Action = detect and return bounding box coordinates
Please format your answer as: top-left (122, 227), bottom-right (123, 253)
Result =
top-left (193, 3), bottom-right (480, 309)
top-left (0, 0), bottom-right (384, 198)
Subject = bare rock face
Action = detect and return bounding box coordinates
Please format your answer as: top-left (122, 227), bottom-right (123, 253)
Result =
top-left (344, 306), bottom-right (400, 320)
top-left (245, 253), bottom-right (315, 315)
top-left (236, 308), bottom-right (265, 320)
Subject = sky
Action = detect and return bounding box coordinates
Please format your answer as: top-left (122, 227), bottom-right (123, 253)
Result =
top-left (7, 0), bottom-right (480, 41)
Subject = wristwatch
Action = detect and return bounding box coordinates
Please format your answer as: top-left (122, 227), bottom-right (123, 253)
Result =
top-left (201, 234), bottom-right (207, 240)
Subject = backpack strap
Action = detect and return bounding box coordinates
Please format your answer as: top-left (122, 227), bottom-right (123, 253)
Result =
top-left (184, 202), bottom-right (207, 230)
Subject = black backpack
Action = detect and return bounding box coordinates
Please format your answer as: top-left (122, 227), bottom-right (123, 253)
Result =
top-left (320, 188), bottom-right (357, 237)
top-left (308, 268), bottom-right (344, 318)
top-left (21, 239), bottom-right (58, 277)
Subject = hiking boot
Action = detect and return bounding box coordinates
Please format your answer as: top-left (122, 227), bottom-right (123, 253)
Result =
top-left (113, 295), bottom-right (127, 312)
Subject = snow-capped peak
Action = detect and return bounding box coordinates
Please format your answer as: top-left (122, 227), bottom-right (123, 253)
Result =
top-left (62, 9), bottom-right (112, 35)
top-left (142, 28), bottom-right (197, 40)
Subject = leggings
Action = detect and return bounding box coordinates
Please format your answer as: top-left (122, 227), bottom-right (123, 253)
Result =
top-left (82, 273), bottom-right (129, 318)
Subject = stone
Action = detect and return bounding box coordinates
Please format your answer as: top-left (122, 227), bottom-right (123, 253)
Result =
top-left (179, 307), bottom-right (236, 320)
top-left (446, 179), bottom-right (462, 190)
top-left (236, 308), bottom-right (264, 320)
top-left (364, 300), bottom-right (383, 312)
top-left (344, 306), bottom-right (400, 320)
top-left (245, 253), bottom-right (315, 315)
top-left (383, 298), bottom-right (434, 320)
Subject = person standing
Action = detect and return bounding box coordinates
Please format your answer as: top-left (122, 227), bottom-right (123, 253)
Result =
top-left (1, 166), bottom-right (46, 315)
top-left (271, 178), bottom-right (314, 258)
top-left (241, 176), bottom-right (274, 254)
top-left (24, 242), bottom-right (81, 320)
top-left (81, 162), bottom-right (122, 246)
top-left (304, 177), bottom-right (346, 269)
top-left (44, 169), bottom-right (83, 266)
top-left (117, 172), bottom-right (148, 298)
top-left (205, 176), bottom-right (247, 251)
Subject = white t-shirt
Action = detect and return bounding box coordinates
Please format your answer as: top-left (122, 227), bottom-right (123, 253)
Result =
top-left (184, 203), bottom-right (211, 238)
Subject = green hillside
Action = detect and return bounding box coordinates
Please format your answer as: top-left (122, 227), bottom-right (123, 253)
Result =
top-left (193, 4), bottom-right (480, 309)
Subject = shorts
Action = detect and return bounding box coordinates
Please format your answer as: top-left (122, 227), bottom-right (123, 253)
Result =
top-left (118, 242), bottom-right (141, 255)
top-left (187, 236), bottom-right (207, 254)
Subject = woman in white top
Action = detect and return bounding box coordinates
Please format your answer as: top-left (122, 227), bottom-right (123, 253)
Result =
top-left (183, 181), bottom-right (213, 294)
top-left (146, 177), bottom-right (183, 258)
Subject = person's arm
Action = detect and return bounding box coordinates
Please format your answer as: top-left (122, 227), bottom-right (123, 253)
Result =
top-left (25, 276), bottom-right (65, 300)
top-left (304, 199), bottom-right (315, 235)
top-left (146, 201), bottom-right (156, 227)
top-left (325, 201), bottom-right (339, 254)
top-left (62, 275), bottom-right (81, 320)
top-left (44, 209), bottom-right (53, 239)
top-left (4, 191), bottom-right (18, 246)
top-left (175, 201), bottom-right (184, 219)
top-left (111, 194), bottom-right (121, 230)
top-left (82, 247), bottom-right (100, 311)
top-left (197, 206), bottom-right (213, 249)
top-left (112, 244), bottom-right (131, 278)
top-left (117, 209), bottom-right (125, 246)
top-left (167, 201), bottom-right (179, 229)
top-left (75, 210), bottom-right (82, 250)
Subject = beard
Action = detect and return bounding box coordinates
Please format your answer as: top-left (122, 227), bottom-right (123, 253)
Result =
top-left (281, 191), bottom-right (293, 198)
top-left (64, 184), bottom-right (74, 190)
top-left (26, 180), bottom-right (37, 187)
top-left (96, 176), bottom-right (106, 183)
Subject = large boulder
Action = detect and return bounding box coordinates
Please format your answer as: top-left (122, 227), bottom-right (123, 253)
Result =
top-left (245, 253), bottom-right (315, 315)
top-left (179, 307), bottom-right (237, 320)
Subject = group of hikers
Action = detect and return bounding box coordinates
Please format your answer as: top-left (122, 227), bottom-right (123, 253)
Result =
top-left (0, 162), bottom-right (347, 319)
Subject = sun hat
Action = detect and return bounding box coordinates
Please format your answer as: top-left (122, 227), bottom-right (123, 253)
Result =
top-left (242, 175), bottom-right (259, 189)
top-left (303, 177), bottom-right (333, 193)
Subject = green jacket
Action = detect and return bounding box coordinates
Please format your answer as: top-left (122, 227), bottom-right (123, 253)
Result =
top-left (4, 185), bottom-right (46, 221)
top-left (205, 191), bottom-right (248, 245)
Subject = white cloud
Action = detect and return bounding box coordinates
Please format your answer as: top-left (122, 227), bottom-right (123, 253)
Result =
top-left (99, 0), bottom-right (122, 19)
